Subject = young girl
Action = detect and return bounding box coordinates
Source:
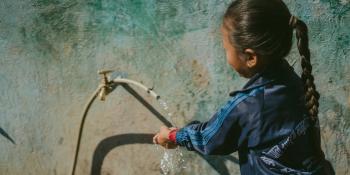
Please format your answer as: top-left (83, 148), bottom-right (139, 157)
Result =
top-left (153, 0), bottom-right (334, 174)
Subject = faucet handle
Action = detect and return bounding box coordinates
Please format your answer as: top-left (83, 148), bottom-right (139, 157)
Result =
top-left (98, 69), bottom-right (114, 84)
top-left (98, 69), bottom-right (114, 75)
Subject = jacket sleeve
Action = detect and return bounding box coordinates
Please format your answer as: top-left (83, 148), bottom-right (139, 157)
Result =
top-left (175, 88), bottom-right (263, 155)
top-left (175, 112), bottom-right (240, 155)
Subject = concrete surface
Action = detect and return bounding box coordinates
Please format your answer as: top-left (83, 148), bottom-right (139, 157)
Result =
top-left (0, 0), bottom-right (349, 174)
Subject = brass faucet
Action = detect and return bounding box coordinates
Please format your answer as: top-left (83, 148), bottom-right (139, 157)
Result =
top-left (98, 70), bottom-right (114, 101)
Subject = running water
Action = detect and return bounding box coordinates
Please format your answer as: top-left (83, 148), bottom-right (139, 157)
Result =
top-left (158, 99), bottom-right (176, 126)
top-left (156, 99), bottom-right (186, 175)
top-left (160, 147), bottom-right (186, 175)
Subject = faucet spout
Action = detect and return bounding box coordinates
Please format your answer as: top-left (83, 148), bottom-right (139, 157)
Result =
top-left (97, 70), bottom-right (114, 101)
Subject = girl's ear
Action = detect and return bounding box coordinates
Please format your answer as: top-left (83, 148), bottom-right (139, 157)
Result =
top-left (244, 48), bottom-right (258, 68)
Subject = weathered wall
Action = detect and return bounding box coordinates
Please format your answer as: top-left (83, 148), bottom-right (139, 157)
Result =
top-left (0, 0), bottom-right (349, 174)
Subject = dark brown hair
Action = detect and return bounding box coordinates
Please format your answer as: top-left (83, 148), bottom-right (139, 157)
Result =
top-left (223, 0), bottom-right (319, 121)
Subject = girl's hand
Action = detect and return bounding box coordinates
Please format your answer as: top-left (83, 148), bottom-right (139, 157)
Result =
top-left (153, 126), bottom-right (177, 149)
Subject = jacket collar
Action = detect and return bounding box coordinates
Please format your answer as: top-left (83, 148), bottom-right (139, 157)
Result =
top-left (229, 59), bottom-right (292, 96)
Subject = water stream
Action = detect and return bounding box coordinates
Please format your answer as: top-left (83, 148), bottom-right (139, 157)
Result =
top-left (158, 99), bottom-right (176, 126)
top-left (156, 99), bottom-right (186, 175)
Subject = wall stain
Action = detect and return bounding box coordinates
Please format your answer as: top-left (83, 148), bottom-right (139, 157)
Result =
top-left (191, 59), bottom-right (210, 88)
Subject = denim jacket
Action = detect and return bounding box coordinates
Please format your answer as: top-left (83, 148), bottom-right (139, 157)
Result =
top-left (175, 60), bottom-right (330, 175)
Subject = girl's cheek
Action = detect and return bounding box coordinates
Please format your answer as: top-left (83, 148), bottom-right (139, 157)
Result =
top-left (226, 52), bottom-right (236, 68)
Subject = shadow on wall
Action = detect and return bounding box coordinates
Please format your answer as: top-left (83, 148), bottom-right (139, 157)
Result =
top-left (122, 84), bottom-right (173, 127)
top-left (91, 133), bottom-right (239, 175)
top-left (0, 127), bottom-right (15, 145)
top-left (89, 85), bottom-right (239, 175)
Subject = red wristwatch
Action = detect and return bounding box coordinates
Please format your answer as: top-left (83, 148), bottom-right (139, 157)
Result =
top-left (168, 128), bottom-right (178, 143)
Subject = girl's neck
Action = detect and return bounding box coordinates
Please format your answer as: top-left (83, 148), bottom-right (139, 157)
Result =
top-left (250, 58), bottom-right (286, 78)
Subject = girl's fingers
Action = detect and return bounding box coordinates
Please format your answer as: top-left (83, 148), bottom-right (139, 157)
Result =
top-left (154, 126), bottom-right (176, 146)
top-left (153, 133), bottom-right (159, 144)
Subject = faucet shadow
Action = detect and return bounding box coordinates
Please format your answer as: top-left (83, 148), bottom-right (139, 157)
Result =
top-left (0, 127), bottom-right (15, 144)
top-left (121, 84), bottom-right (172, 127)
top-left (90, 84), bottom-right (239, 175)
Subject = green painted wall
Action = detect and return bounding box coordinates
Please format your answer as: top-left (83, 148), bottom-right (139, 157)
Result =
top-left (0, 0), bottom-right (349, 174)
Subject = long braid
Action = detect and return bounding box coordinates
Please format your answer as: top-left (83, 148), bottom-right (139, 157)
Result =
top-left (291, 16), bottom-right (325, 163)
top-left (291, 17), bottom-right (320, 121)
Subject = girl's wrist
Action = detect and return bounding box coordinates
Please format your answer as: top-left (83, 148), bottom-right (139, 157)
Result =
top-left (168, 128), bottom-right (179, 144)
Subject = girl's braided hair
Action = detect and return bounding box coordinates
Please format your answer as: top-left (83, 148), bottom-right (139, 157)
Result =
top-left (223, 0), bottom-right (319, 121)
top-left (292, 17), bottom-right (320, 121)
